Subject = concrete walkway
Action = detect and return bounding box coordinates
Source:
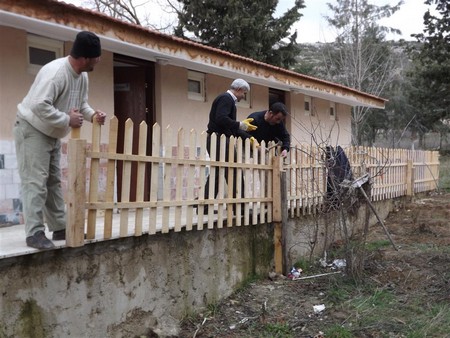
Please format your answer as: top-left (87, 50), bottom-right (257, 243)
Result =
top-left (0, 206), bottom-right (259, 259)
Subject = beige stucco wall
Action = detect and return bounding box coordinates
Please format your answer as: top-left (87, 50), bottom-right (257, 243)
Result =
top-left (0, 26), bottom-right (113, 144)
top-left (0, 27), bottom-right (29, 140)
top-left (157, 67), bottom-right (271, 144)
top-left (290, 93), bottom-right (352, 147)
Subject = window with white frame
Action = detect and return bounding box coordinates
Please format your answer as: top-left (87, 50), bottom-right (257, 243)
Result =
top-left (329, 102), bottom-right (336, 120)
top-left (187, 70), bottom-right (205, 101)
top-left (304, 96), bottom-right (312, 116)
top-left (27, 34), bottom-right (64, 75)
top-left (236, 85), bottom-right (251, 108)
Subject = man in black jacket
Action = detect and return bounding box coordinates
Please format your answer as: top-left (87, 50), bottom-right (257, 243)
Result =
top-left (247, 102), bottom-right (290, 157)
top-left (199, 78), bottom-right (257, 214)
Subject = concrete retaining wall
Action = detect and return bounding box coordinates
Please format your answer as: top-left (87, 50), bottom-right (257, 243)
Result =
top-left (0, 198), bottom-right (396, 337)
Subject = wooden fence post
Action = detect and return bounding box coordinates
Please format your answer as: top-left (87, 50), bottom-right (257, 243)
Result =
top-left (406, 159), bottom-right (414, 196)
top-left (272, 156), bottom-right (283, 274)
top-left (66, 138), bottom-right (87, 247)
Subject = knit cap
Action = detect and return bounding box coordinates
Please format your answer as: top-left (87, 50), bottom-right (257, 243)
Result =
top-left (71, 31), bottom-right (101, 58)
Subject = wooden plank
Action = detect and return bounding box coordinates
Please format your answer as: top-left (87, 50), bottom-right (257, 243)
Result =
top-left (148, 123), bottom-right (161, 235)
top-left (274, 222), bottom-right (283, 274)
top-left (406, 159), bottom-right (413, 196)
top-left (235, 137), bottom-right (243, 226)
top-left (226, 136), bottom-right (236, 226)
top-left (216, 134), bottom-right (226, 229)
top-left (243, 138), bottom-right (251, 225)
top-left (66, 139), bottom-right (86, 247)
top-left (119, 118), bottom-right (133, 237)
top-left (185, 130), bottom-right (196, 231)
top-left (290, 147), bottom-right (296, 218)
top-left (161, 126), bottom-right (172, 233)
top-left (207, 133), bottom-right (217, 229)
top-left (272, 156), bottom-right (282, 222)
top-left (260, 143), bottom-right (266, 224)
top-left (86, 121), bottom-right (101, 240)
top-left (103, 117), bottom-right (118, 239)
top-left (251, 141), bottom-right (258, 225)
top-left (266, 142), bottom-right (273, 222)
top-left (174, 128), bottom-right (184, 232)
top-left (71, 127), bottom-right (81, 139)
top-left (196, 132), bottom-right (207, 230)
top-left (134, 121), bottom-right (147, 236)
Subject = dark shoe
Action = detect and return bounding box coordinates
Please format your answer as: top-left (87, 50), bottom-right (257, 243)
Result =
top-left (26, 231), bottom-right (55, 250)
top-left (52, 229), bottom-right (66, 241)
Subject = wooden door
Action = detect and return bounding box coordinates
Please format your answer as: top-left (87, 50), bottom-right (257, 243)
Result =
top-left (114, 56), bottom-right (154, 202)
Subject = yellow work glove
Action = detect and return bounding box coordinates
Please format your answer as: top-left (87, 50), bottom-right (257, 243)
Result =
top-left (239, 118), bottom-right (258, 132)
top-left (250, 137), bottom-right (260, 148)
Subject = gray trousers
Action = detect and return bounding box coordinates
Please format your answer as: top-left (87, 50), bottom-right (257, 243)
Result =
top-left (13, 118), bottom-right (66, 237)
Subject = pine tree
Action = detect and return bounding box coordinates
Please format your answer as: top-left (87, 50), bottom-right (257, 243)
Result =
top-left (174, 0), bottom-right (305, 68)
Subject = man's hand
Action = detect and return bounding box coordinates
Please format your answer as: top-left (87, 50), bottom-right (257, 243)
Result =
top-left (92, 110), bottom-right (107, 125)
top-left (281, 149), bottom-right (288, 158)
top-left (69, 108), bottom-right (83, 128)
top-left (239, 118), bottom-right (258, 132)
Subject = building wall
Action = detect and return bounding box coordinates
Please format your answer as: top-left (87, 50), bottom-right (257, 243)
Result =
top-left (158, 68), bottom-right (270, 137)
top-left (290, 93), bottom-right (352, 147)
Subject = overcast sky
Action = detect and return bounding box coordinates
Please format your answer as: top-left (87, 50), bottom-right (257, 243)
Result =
top-left (59, 0), bottom-right (431, 43)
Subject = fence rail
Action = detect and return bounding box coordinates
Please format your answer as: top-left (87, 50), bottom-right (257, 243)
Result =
top-left (66, 118), bottom-right (440, 247)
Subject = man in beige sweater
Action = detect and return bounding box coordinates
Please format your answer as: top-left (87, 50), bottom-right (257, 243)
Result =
top-left (14, 31), bottom-right (106, 249)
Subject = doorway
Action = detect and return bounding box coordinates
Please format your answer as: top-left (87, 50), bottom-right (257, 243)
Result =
top-left (113, 55), bottom-right (155, 202)
top-left (269, 88), bottom-right (286, 107)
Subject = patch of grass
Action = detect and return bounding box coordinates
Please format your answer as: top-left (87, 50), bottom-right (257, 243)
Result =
top-left (352, 288), bottom-right (395, 309)
top-left (412, 242), bottom-right (440, 252)
top-left (293, 257), bottom-right (310, 273)
top-left (365, 239), bottom-right (391, 252)
top-left (324, 281), bottom-right (450, 337)
top-left (262, 322), bottom-right (292, 337)
top-left (325, 324), bottom-right (354, 338)
top-left (403, 302), bottom-right (450, 337)
top-left (206, 302), bottom-right (218, 317)
top-left (438, 154), bottom-right (450, 191)
top-left (325, 279), bottom-right (358, 305)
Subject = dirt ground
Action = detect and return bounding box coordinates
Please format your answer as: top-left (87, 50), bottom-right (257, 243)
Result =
top-left (178, 192), bottom-right (450, 338)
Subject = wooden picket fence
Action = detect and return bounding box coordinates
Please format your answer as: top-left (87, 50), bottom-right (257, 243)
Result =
top-left (284, 145), bottom-right (440, 218)
top-left (66, 118), bottom-right (440, 247)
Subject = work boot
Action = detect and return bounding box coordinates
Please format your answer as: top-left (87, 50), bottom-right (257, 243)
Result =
top-left (52, 229), bottom-right (66, 241)
top-left (26, 231), bottom-right (55, 250)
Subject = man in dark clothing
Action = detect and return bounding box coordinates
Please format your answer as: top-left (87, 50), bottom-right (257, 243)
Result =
top-left (247, 102), bottom-right (291, 157)
top-left (199, 78), bottom-right (258, 214)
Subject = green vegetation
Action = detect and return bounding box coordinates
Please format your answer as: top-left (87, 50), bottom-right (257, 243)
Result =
top-left (262, 322), bottom-right (292, 337)
top-left (321, 277), bottom-right (450, 337)
top-left (439, 154), bottom-right (450, 191)
top-left (325, 325), bottom-right (353, 338)
top-left (365, 239), bottom-right (391, 252)
top-left (293, 257), bottom-right (310, 273)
